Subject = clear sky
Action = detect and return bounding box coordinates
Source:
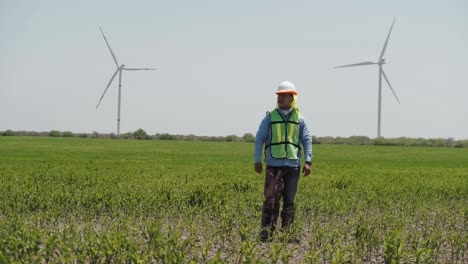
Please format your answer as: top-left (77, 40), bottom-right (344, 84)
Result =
top-left (1, 0), bottom-right (467, 139)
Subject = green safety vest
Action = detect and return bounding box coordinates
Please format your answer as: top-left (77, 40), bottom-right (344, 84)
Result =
top-left (267, 109), bottom-right (301, 160)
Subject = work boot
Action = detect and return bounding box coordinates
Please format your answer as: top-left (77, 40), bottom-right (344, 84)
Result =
top-left (270, 208), bottom-right (279, 233)
top-left (281, 205), bottom-right (295, 230)
top-left (259, 229), bottom-right (269, 242)
top-left (260, 208), bottom-right (271, 242)
top-left (281, 205), bottom-right (299, 243)
top-left (260, 207), bottom-right (279, 242)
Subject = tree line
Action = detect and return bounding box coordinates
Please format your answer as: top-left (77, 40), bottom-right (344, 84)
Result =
top-left (1, 129), bottom-right (467, 148)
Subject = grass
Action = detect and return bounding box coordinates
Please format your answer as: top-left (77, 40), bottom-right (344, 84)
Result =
top-left (0, 136), bottom-right (467, 263)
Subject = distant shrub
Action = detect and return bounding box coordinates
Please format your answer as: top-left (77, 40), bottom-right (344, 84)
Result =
top-left (62, 131), bottom-right (73, 137)
top-left (317, 136), bottom-right (335, 144)
top-left (158, 133), bottom-right (176, 140)
top-left (333, 137), bottom-right (348, 145)
top-left (445, 137), bottom-right (456, 147)
top-left (49, 130), bottom-right (61, 137)
top-left (1, 128), bottom-right (467, 148)
top-left (1, 130), bottom-right (14, 136)
top-left (455, 140), bottom-right (468, 148)
top-left (28, 131), bottom-right (42, 137)
top-left (184, 134), bottom-right (197, 141)
top-left (119, 132), bottom-right (133, 139)
top-left (348, 136), bottom-right (370, 145)
top-left (242, 133), bottom-right (255, 142)
top-left (372, 137), bottom-right (399, 146)
top-left (134, 129), bottom-right (150, 140)
top-left (225, 135), bottom-right (240, 142)
top-left (312, 136), bottom-right (321, 144)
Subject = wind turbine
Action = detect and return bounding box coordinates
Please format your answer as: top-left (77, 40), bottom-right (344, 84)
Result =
top-left (96, 26), bottom-right (156, 135)
top-left (335, 17), bottom-right (400, 138)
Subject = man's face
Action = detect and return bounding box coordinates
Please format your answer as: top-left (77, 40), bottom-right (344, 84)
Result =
top-left (277, 94), bottom-right (294, 110)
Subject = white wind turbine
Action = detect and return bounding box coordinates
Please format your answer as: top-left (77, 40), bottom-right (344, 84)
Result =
top-left (335, 17), bottom-right (400, 138)
top-left (96, 26), bottom-right (156, 135)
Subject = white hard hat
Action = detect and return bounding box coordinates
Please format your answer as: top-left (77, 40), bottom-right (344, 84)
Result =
top-left (276, 81), bottom-right (297, 95)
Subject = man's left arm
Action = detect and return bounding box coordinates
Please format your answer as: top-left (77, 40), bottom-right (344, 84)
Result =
top-left (300, 118), bottom-right (313, 176)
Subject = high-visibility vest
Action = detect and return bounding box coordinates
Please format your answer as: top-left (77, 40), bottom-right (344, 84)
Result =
top-left (267, 109), bottom-right (300, 160)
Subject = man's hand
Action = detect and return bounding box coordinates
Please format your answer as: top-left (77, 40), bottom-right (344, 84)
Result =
top-left (303, 163), bottom-right (311, 177)
top-left (254, 162), bottom-right (263, 174)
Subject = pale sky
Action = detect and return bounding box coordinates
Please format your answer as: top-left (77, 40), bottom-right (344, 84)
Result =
top-left (1, 0), bottom-right (467, 139)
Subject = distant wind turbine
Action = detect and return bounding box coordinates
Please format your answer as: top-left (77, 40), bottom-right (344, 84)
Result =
top-left (335, 17), bottom-right (400, 138)
top-left (96, 26), bottom-right (156, 135)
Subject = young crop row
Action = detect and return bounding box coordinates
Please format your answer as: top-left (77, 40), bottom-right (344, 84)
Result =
top-left (0, 137), bottom-right (467, 263)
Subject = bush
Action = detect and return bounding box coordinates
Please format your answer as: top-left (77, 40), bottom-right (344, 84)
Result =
top-left (348, 136), bottom-right (370, 145)
top-left (1, 129), bottom-right (466, 148)
top-left (184, 134), bottom-right (197, 141)
top-left (318, 136), bottom-right (335, 144)
top-left (372, 137), bottom-right (398, 146)
top-left (242, 133), bottom-right (255, 142)
top-left (1, 130), bottom-right (14, 136)
top-left (158, 133), bottom-right (176, 140)
top-left (445, 138), bottom-right (456, 147)
top-left (62, 131), bottom-right (73, 137)
top-left (455, 140), bottom-right (468, 148)
top-left (312, 136), bottom-right (320, 144)
top-left (119, 132), bottom-right (133, 139)
top-left (48, 130), bottom-right (61, 137)
top-left (225, 135), bottom-right (240, 142)
top-left (133, 129), bottom-right (150, 140)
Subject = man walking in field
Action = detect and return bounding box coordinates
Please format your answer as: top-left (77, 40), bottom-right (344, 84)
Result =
top-left (254, 81), bottom-right (313, 242)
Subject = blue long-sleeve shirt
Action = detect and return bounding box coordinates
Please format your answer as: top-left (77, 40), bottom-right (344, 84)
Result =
top-left (254, 110), bottom-right (313, 167)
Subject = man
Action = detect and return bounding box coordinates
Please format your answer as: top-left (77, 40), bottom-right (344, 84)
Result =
top-left (254, 80), bottom-right (313, 242)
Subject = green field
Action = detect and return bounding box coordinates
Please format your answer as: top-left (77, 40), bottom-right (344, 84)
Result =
top-left (0, 137), bottom-right (467, 263)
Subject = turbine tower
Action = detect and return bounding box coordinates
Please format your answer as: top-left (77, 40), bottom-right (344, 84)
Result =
top-left (335, 17), bottom-right (400, 138)
top-left (96, 26), bottom-right (156, 135)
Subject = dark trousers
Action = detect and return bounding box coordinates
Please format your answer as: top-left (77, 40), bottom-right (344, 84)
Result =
top-left (261, 166), bottom-right (300, 233)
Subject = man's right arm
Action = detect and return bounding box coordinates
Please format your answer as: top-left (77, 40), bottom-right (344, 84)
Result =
top-left (254, 115), bottom-right (269, 173)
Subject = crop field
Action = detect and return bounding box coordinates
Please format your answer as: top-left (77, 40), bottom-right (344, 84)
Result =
top-left (0, 136), bottom-right (467, 263)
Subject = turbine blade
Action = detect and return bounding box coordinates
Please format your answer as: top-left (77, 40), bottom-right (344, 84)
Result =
top-left (123, 67), bottom-right (157, 71)
top-left (96, 68), bottom-right (121, 109)
top-left (381, 69), bottom-right (400, 104)
top-left (379, 17), bottom-right (396, 60)
top-left (334, 62), bottom-right (378, 68)
top-left (99, 26), bottom-right (119, 68)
